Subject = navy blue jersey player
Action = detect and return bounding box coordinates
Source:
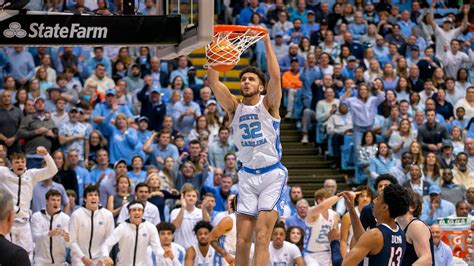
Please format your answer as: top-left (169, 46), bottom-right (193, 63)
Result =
top-left (339, 184), bottom-right (410, 266)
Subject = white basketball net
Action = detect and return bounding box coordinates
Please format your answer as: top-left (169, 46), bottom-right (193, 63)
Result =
top-left (205, 27), bottom-right (267, 68)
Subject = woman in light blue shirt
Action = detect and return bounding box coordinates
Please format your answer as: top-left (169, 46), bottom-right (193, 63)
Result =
top-left (395, 76), bottom-right (411, 102)
top-left (381, 63), bottom-right (399, 91)
top-left (369, 142), bottom-right (395, 182)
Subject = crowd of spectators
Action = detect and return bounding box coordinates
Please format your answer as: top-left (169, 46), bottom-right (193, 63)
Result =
top-left (0, 0), bottom-right (474, 265)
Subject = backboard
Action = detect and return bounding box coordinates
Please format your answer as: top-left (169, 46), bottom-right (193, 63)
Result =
top-left (0, 0), bottom-right (214, 59)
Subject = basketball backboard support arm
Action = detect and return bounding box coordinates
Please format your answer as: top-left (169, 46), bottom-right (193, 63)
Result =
top-left (157, 0), bottom-right (214, 60)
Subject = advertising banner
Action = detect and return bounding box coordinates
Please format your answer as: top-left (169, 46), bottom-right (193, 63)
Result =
top-left (438, 217), bottom-right (473, 262)
top-left (0, 12), bottom-right (182, 45)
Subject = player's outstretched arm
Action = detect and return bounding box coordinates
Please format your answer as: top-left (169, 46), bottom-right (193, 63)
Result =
top-left (306, 195), bottom-right (340, 222)
top-left (342, 229), bottom-right (382, 266)
top-left (342, 192), bottom-right (365, 242)
top-left (208, 68), bottom-right (239, 114)
top-left (262, 34), bottom-right (282, 116)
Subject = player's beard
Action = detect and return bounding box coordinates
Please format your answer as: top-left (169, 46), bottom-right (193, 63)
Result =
top-left (198, 240), bottom-right (208, 247)
top-left (241, 88), bottom-right (259, 98)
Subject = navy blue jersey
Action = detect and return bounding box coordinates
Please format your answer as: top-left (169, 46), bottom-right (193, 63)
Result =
top-left (401, 218), bottom-right (435, 266)
top-left (367, 223), bottom-right (406, 266)
top-left (360, 203), bottom-right (376, 230)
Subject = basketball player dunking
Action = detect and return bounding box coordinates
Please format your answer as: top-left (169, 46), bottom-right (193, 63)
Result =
top-left (208, 33), bottom-right (287, 266)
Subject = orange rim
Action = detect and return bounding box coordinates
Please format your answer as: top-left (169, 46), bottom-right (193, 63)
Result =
top-left (213, 25), bottom-right (268, 37)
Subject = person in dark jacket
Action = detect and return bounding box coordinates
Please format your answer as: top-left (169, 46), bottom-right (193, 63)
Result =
top-left (437, 140), bottom-right (456, 169)
top-left (0, 188), bottom-right (30, 266)
top-left (173, 161), bottom-right (205, 192)
top-left (137, 81), bottom-right (167, 132)
top-left (408, 64), bottom-right (424, 93)
top-left (17, 96), bottom-right (58, 169)
top-left (416, 47), bottom-right (442, 82)
top-left (403, 164), bottom-right (431, 197)
top-left (417, 109), bottom-right (449, 154)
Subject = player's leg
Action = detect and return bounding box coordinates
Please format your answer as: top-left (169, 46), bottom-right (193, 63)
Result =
top-left (252, 167), bottom-right (287, 265)
top-left (235, 171), bottom-right (258, 266)
top-left (235, 214), bottom-right (256, 266)
top-left (252, 210), bottom-right (278, 265)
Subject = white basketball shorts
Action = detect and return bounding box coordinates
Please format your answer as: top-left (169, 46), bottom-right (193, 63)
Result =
top-left (237, 162), bottom-right (288, 217)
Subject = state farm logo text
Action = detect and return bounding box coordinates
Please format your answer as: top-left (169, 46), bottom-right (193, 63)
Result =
top-left (3, 22), bottom-right (108, 39)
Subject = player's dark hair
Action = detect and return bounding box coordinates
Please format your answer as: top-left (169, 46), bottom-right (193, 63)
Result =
top-left (45, 189), bottom-right (62, 200)
top-left (374, 174), bottom-right (398, 189)
top-left (157, 222), bottom-right (176, 233)
top-left (383, 184), bottom-right (410, 218)
top-left (193, 220), bottom-right (213, 234)
top-left (83, 185), bottom-right (100, 199)
top-left (239, 66), bottom-right (266, 87)
top-left (406, 188), bottom-right (422, 217)
top-left (135, 182), bottom-right (149, 193)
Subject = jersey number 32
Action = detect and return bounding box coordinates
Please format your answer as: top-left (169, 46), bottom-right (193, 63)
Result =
top-left (240, 122), bottom-right (263, 139)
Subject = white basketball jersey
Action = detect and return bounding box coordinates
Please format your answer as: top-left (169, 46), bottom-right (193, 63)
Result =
top-left (304, 209), bottom-right (337, 253)
top-left (193, 244), bottom-right (216, 266)
top-left (231, 96), bottom-right (282, 169)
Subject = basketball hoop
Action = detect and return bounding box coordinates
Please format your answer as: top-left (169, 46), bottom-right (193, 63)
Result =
top-left (205, 25), bottom-right (268, 72)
